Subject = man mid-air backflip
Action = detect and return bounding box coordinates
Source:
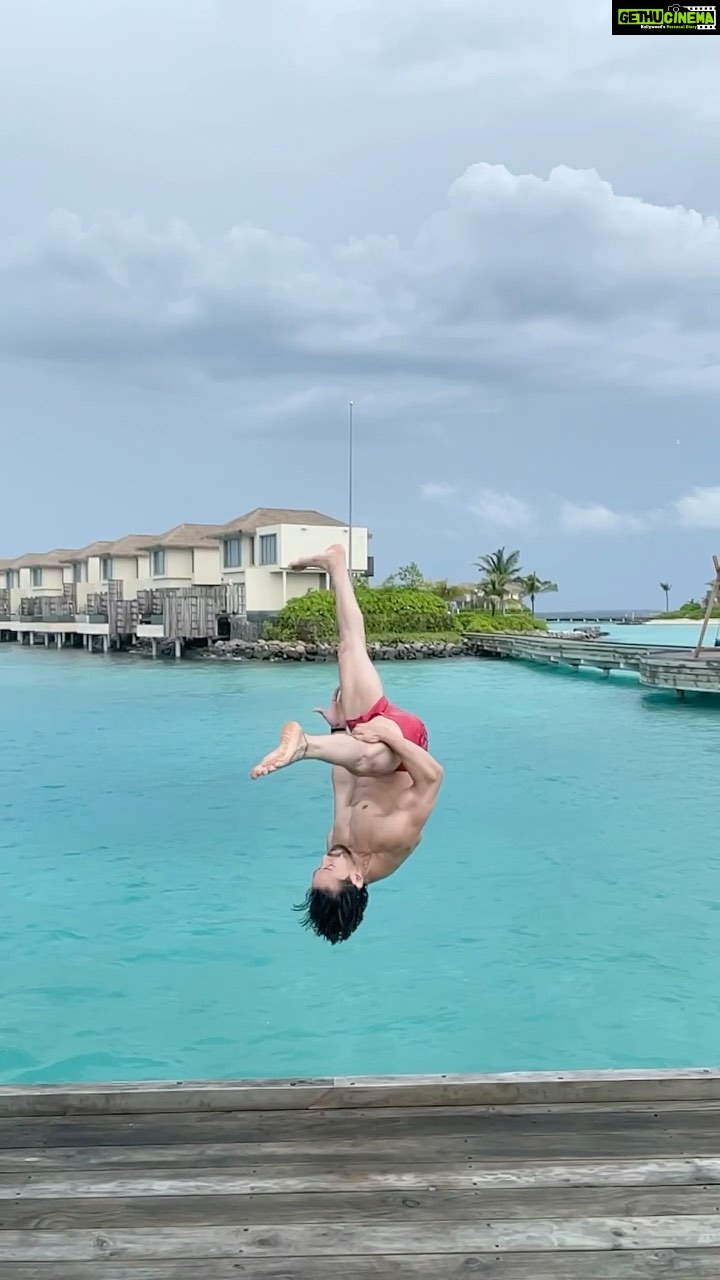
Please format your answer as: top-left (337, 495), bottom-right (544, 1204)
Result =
top-left (250, 545), bottom-right (443, 944)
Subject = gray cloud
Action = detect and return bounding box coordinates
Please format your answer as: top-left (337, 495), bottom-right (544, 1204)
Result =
top-left (2, 0), bottom-right (720, 606)
top-left (2, 164), bottom-right (720, 397)
top-left (423, 486), bottom-right (720, 537)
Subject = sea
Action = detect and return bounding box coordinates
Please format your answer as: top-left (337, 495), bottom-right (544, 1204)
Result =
top-left (1, 622), bottom-right (719, 1084)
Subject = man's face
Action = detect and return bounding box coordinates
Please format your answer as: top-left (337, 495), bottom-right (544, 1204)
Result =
top-left (311, 845), bottom-right (362, 894)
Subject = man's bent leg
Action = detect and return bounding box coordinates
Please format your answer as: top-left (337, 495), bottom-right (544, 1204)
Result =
top-left (291, 545), bottom-right (384, 720)
top-left (250, 721), bottom-right (398, 779)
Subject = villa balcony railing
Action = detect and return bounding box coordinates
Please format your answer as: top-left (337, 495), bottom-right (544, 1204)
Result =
top-left (137, 584), bottom-right (244, 625)
top-left (19, 594), bottom-right (77, 621)
top-left (2, 583), bottom-right (248, 640)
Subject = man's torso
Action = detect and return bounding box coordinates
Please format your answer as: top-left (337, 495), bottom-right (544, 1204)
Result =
top-left (331, 772), bottom-right (423, 884)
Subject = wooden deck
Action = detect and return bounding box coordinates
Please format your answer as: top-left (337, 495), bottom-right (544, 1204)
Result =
top-left (465, 633), bottom-right (720, 694)
top-left (3, 1070), bottom-right (720, 1276)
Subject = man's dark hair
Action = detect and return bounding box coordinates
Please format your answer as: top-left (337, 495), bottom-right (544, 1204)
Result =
top-left (295, 883), bottom-right (369, 944)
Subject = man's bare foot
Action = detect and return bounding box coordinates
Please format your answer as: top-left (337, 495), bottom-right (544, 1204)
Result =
top-left (250, 722), bottom-right (308, 779)
top-left (289, 544), bottom-right (346, 573)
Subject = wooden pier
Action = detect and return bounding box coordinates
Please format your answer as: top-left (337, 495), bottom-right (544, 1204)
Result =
top-left (465, 632), bottom-right (720, 695)
top-left (540, 611), bottom-right (654, 624)
top-left (2, 1070), bottom-right (720, 1276)
top-left (0, 584), bottom-right (247, 659)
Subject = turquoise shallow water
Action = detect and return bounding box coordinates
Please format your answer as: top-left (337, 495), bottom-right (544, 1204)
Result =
top-left (551, 621), bottom-right (717, 647)
top-left (1, 638), bottom-right (720, 1084)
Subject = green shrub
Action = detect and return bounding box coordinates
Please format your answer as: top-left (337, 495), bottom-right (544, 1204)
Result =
top-left (359, 585), bottom-right (458, 636)
top-left (459, 611), bottom-right (547, 633)
top-left (264, 585), bottom-right (459, 642)
top-left (656, 600), bottom-right (720, 620)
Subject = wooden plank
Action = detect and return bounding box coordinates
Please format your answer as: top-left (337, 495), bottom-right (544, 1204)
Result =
top-left (3, 1184), bottom-right (720, 1231)
top-left (10, 1254), bottom-right (720, 1280)
top-left (9, 1097), bottom-right (720, 1150)
top-left (0, 1080), bottom-right (335, 1118)
top-left (319, 1070), bottom-right (720, 1109)
top-left (4, 1098), bottom-right (720, 1165)
top-left (4, 1216), bottom-right (720, 1260)
top-left (3, 1127), bottom-right (720, 1164)
top-left (2, 1070), bottom-right (720, 1117)
top-left (0, 1109), bottom-right (717, 1167)
top-left (5, 1102), bottom-right (720, 1150)
top-left (5, 1135), bottom-right (720, 1175)
top-left (9, 1253), bottom-right (720, 1280)
top-left (5, 1156), bottom-right (720, 1198)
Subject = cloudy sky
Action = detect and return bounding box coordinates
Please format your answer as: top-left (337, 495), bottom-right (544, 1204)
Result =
top-left (2, 0), bottom-right (719, 607)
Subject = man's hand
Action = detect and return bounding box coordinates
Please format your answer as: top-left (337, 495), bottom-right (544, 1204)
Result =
top-left (352, 715), bottom-right (405, 748)
top-left (355, 716), bottom-right (443, 807)
top-left (313, 687), bottom-right (346, 731)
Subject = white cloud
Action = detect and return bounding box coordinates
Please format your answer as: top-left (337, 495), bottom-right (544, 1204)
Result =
top-left (673, 486), bottom-right (720, 529)
top-left (420, 482), bottom-right (455, 499)
top-left (470, 489), bottom-right (533, 529)
top-left (2, 163), bottom-right (720, 394)
top-left (559, 502), bottom-right (649, 534)
top-left (558, 488), bottom-right (720, 535)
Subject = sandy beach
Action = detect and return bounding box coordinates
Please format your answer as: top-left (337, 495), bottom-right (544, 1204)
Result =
top-left (645, 617), bottom-right (705, 625)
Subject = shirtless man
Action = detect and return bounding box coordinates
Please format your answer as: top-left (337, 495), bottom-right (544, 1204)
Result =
top-left (250, 544), bottom-right (443, 944)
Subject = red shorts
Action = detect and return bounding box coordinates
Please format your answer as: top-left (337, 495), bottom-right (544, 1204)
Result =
top-left (346, 696), bottom-right (428, 769)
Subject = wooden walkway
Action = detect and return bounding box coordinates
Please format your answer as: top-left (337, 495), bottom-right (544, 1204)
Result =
top-left (464, 633), bottom-right (720, 694)
top-left (2, 1070), bottom-right (720, 1276)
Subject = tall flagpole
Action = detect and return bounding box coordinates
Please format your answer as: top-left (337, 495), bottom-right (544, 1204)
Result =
top-left (348, 400), bottom-right (354, 577)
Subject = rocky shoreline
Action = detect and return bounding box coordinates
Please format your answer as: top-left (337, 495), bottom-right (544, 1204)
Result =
top-left (191, 637), bottom-right (469, 662)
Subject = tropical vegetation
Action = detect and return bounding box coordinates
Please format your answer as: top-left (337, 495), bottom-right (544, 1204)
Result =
top-left (521, 571), bottom-right (559, 617)
top-left (460, 611), bottom-right (546, 633)
top-left (473, 548), bottom-right (557, 616)
top-left (657, 599), bottom-right (720, 621)
top-left (382, 562), bottom-right (426, 589)
top-left (659, 581), bottom-right (672, 612)
top-left (266, 544), bottom-right (557, 642)
top-left (265, 583), bottom-right (458, 643)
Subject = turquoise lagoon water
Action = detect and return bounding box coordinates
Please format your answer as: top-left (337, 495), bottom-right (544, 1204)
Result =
top-left (1, 631), bottom-right (720, 1085)
top-left (551, 620), bottom-right (720, 647)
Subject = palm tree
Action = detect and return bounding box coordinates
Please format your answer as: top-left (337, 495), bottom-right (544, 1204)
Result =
top-left (522, 572), bottom-right (559, 617)
top-left (476, 548), bottom-right (523, 579)
top-left (660, 581), bottom-right (672, 613)
top-left (477, 570), bottom-right (512, 615)
top-left (475, 549), bottom-right (523, 615)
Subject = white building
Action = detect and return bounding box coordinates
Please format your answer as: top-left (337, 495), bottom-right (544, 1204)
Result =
top-left (213, 507), bottom-right (371, 616)
top-left (139, 524), bottom-right (226, 591)
top-left (0, 507), bottom-right (372, 640)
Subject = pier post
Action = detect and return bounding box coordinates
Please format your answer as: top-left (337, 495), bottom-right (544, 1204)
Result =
top-left (29, 632), bottom-right (35, 646)
top-left (174, 639), bottom-right (182, 660)
top-left (102, 635), bottom-right (109, 655)
top-left (151, 639), bottom-right (158, 659)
